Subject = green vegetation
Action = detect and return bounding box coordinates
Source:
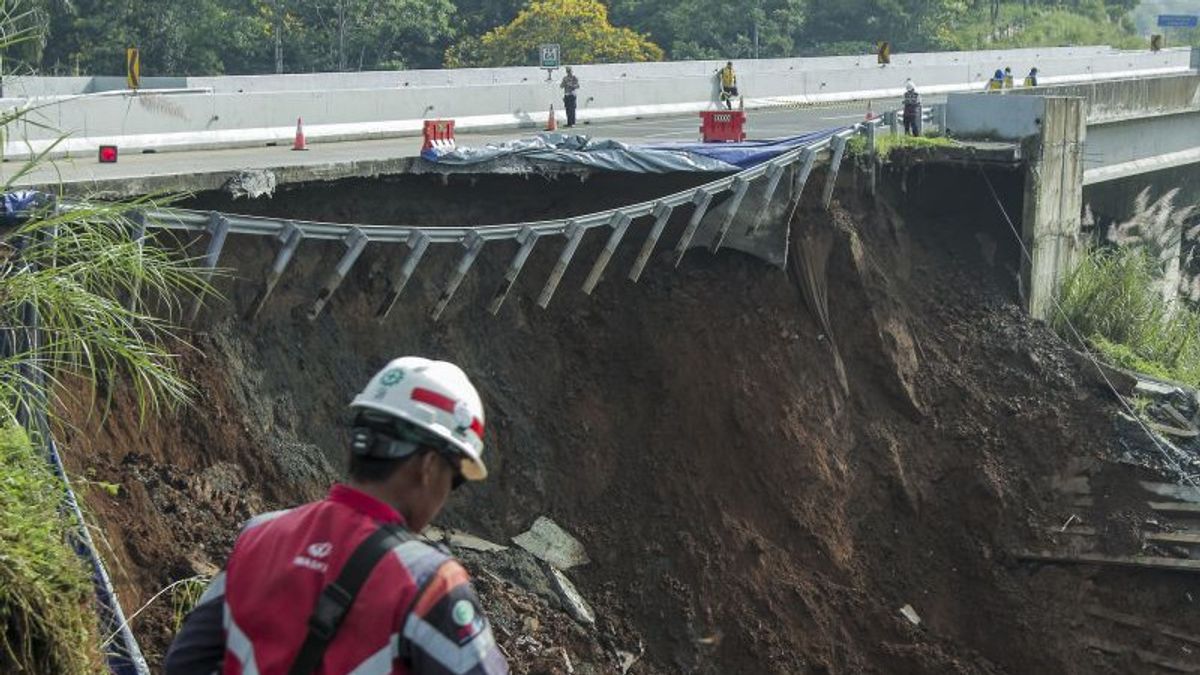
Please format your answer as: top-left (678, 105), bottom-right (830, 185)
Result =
top-left (170, 576), bottom-right (210, 632)
top-left (1055, 247), bottom-right (1200, 386)
top-left (0, 425), bottom-right (102, 675)
top-left (0, 6), bottom-right (213, 670)
top-left (847, 132), bottom-right (957, 159)
top-left (445, 0), bottom-right (662, 68)
top-left (4, 0), bottom-right (1154, 73)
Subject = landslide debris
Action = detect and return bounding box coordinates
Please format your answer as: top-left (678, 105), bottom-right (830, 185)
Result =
top-left (55, 170), bottom-right (1198, 673)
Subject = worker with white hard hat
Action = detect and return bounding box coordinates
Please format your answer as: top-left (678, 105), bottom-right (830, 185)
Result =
top-left (166, 357), bottom-right (508, 675)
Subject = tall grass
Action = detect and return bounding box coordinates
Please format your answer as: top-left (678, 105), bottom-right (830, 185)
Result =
top-left (1055, 246), bottom-right (1200, 385)
top-left (0, 425), bottom-right (103, 675)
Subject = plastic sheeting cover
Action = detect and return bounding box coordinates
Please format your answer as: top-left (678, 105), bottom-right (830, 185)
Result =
top-left (423, 133), bottom-right (740, 172)
top-left (422, 128), bottom-right (846, 173)
top-left (641, 127), bottom-right (845, 169)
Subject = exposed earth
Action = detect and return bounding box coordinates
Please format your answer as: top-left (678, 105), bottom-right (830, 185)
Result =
top-left (57, 167), bottom-right (1200, 673)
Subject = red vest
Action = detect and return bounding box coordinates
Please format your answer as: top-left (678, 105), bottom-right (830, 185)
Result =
top-left (221, 485), bottom-right (447, 674)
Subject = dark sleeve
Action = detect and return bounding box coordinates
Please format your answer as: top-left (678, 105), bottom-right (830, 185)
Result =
top-left (402, 561), bottom-right (509, 675)
top-left (163, 572), bottom-right (226, 675)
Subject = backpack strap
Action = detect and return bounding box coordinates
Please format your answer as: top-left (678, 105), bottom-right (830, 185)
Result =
top-left (289, 523), bottom-right (412, 675)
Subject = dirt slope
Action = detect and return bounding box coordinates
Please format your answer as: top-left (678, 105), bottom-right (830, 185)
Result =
top-left (57, 170), bottom-right (1178, 673)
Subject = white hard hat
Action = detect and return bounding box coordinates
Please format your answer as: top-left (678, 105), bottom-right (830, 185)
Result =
top-left (350, 357), bottom-right (488, 480)
top-left (905, 79), bottom-right (915, 91)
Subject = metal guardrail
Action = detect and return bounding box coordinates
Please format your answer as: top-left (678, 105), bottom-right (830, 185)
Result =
top-left (137, 117), bottom-right (945, 322)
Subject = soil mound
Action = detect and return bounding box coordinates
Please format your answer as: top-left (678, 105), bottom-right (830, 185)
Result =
top-left (57, 172), bottom-right (1181, 673)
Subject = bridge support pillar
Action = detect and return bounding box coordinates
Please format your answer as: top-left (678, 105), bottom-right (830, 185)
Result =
top-left (1020, 96), bottom-right (1085, 321)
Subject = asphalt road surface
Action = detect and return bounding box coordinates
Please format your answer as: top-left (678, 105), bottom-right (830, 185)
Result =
top-left (9, 95), bottom-right (943, 192)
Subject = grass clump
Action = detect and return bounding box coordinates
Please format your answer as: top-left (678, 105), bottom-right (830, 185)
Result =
top-left (0, 425), bottom-right (104, 674)
top-left (1055, 246), bottom-right (1200, 386)
top-left (848, 132), bottom-right (957, 160)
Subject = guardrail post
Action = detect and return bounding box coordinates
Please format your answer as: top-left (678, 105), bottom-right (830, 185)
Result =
top-left (673, 189), bottom-right (714, 267)
top-left (538, 221), bottom-right (585, 309)
top-left (189, 212), bottom-right (230, 324)
top-left (488, 226), bottom-right (540, 315)
top-left (431, 231), bottom-right (485, 321)
top-left (886, 110), bottom-right (899, 136)
top-left (743, 162), bottom-right (787, 237)
top-left (629, 201), bottom-right (673, 282)
top-left (375, 230), bottom-right (431, 322)
top-left (245, 221), bottom-right (303, 321)
top-left (822, 134), bottom-right (850, 210)
top-left (582, 212), bottom-right (632, 295)
top-left (710, 176), bottom-right (752, 252)
top-left (307, 227), bottom-right (369, 321)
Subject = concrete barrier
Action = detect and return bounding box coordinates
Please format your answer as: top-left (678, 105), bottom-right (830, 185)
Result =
top-left (1, 46), bottom-right (1191, 159)
top-left (1005, 72), bottom-right (1200, 123)
top-left (944, 93), bottom-right (1046, 140)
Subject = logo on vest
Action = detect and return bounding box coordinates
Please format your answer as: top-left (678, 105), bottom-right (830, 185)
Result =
top-left (294, 541), bottom-right (333, 572)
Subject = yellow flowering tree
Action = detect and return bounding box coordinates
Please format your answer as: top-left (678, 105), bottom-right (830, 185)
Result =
top-left (445, 0), bottom-right (663, 67)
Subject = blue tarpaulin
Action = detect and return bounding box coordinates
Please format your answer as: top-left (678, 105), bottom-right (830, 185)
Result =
top-left (422, 127), bottom-right (846, 174)
top-left (640, 127), bottom-right (845, 169)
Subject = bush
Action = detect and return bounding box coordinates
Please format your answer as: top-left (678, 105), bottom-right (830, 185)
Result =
top-left (1055, 247), bottom-right (1200, 386)
top-left (0, 425), bottom-right (104, 674)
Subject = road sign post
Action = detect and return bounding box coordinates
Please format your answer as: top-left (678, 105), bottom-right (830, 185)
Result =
top-left (126, 47), bottom-right (140, 90)
top-left (540, 43), bottom-right (560, 81)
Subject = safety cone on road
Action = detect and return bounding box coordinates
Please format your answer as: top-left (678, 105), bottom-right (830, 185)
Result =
top-left (292, 117), bottom-right (308, 151)
top-left (545, 104), bottom-right (557, 132)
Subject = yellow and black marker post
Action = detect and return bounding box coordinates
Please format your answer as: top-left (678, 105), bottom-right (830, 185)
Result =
top-left (876, 41), bottom-right (891, 65)
top-left (126, 47), bottom-right (140, 90)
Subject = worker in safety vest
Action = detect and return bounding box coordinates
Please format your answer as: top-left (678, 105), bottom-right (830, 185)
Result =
top-left (165, 357), bottom-right (509, 675)
top-left (1003, 67), bottom-right (1014, 89)
top-left (718, 61), bottom-right (738, 110)
top-left (902, 79), bottom-right (922, 136)
top-left (987, 69), bottom-right (1004, 91)
top-left (1023, 67), bottom-right (1039, 87)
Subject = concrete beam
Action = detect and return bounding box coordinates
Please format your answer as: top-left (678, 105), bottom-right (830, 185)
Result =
top-left (1006, 73), bottom-right (1200, 124)
top-left (1081, 109), bottom-right (1200, 184)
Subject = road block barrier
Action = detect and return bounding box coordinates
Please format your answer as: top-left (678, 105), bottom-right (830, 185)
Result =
top-left (700, 110), bottom-right (746, 143)
top-left (421, 119), bottom-right (456, 152)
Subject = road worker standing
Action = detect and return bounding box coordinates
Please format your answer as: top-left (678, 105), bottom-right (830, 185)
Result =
top-left (561, 66), bottom-right (580, 127)
top-left (902, 79), bottom-right (922, 136)
top-left (988, 69), bottom-right (1004, 91)
top-left (165, 357), bottom-right (509, 675)
top-left (718, 61), bottom-right (738, 110)
top-left (1024, 67), bottom-right (1039, 87)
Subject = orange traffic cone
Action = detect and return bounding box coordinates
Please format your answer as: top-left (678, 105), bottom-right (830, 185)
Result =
top-left (545, 104), bottom-right (557, 132)
top-left (292, 117), bottom-right (308, 151)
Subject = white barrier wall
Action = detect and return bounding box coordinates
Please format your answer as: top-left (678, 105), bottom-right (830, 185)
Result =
top-left (1, 46), bottom-right (1192, 158)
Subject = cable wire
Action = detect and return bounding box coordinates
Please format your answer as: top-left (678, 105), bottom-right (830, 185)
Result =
top-left (972, 156), bottom-right (1199, 490)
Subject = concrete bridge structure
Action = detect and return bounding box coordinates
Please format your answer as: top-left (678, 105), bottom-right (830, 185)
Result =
top-left (1, 45), bottom-right (1190, 161)
top-left (944, 49), bottom-right (1200, 320)
top-left (6, 46), bottom-right (1200, 326)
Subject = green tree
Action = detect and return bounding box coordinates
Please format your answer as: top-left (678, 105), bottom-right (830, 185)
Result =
top-left (279, 0), bottom-right (458, 72)
top-left (802, 0), bottom-right (968, 53)
top-left (445, 0), bottom-right (663, 67)
top-left (610, 0), bottom-right (805, 60)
